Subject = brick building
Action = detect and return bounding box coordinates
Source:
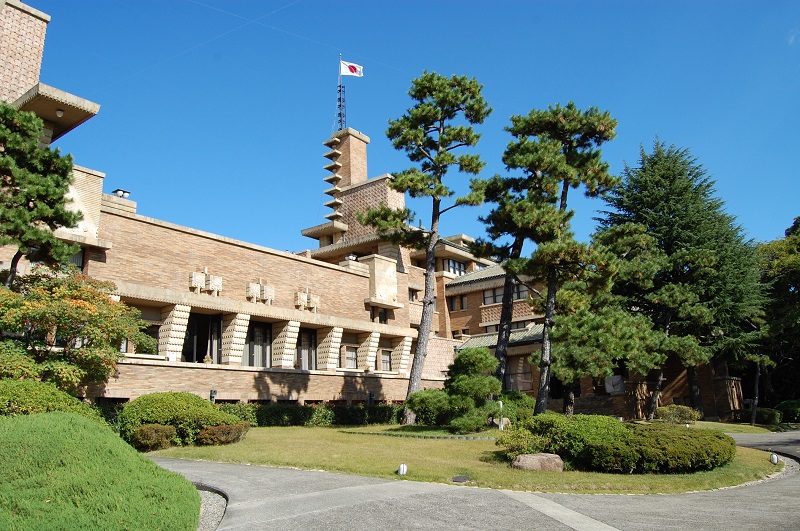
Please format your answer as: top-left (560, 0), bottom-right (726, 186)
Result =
top-left (1, 0), bottom-right (742, 418)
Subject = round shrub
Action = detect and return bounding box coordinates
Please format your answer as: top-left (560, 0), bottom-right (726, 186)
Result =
top-left (584, 423), bottom-right (736, 474)
top-left (119, 391), bottom-right (242, 446)
top-left (306, 404), bottom-right (335, 427)
top-left (774, 400), bottom-right (800, 423)
top-left (405, 388), bottom-right (451, 425)
top-left (0, 378), bottom-right (105, 424)
top-left (654, 404), bottom-right (701, 424)
top-left (0, 340), bottom-right (40, 380)
top-left (448, 402), bottom-right (500, 434)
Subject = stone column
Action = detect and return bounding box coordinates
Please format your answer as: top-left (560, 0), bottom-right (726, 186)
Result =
top-left (272, 321), bottom-right (300, 369)
top-left (357, 332), bottom-right (380, 371)
top-left (316, 327), bottom-right (343, 370)
top-left (221, 313), bottom-right (250, 365)
top-left (158, 304), bottom-right (191, 362)
top-left (391, 336), bottom-right (413, 375)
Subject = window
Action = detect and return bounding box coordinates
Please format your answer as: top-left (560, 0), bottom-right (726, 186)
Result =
top-left (182, 314), bottom-right (222, 363)
top-left (380, 350), bottom-right (392, 371)
top-left (245, 322), bottom-right (272, 368)
top-left (444, 259), bottom-right (466, 276)
top-left (371, 307), bottom-right (387, 324)
top-left (447, 294), bottom-right (468, 312)
top-left (68, 249), bottom-right (85, 270)
top-left (341, 346), bottom-right (358, 369)
top-left (408, 289), bottom-right (419, 302)
top-left (295, 329), bottom-right (317, 370)
top-left (482, 284), bottom-right (528, 305)
top-left (485, 321), bottom-right (530, 334)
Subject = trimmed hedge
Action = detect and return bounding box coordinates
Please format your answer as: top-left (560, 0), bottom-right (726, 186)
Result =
top-left (0, 378), bottom-right (105, 424)
top-left (119, 392), bottom-right (242, 446)
top-left (584, 423), bottom-right (736, 474)
top-left (497, 413), bottom-right (736, 474)
top-left (197, 422), bottom-right (250, 445)
top-left (732, 407), bottom-right (783, 425)
top-left (131, 424), bottom-right (177, 451)
top-left (775, 400), bottom-right (800, 423)
top-left (654, 404), bottom-right (701, 424)
top-left (0, 412), bottom-right (199, 530)
top-left (218, 402), bottom-right (403, 427)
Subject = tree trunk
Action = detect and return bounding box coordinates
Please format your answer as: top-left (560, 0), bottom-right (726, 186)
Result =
top-left (647, 368), bottom-right (664, 420)
top-left (5, 249), bottom-right (23, 289)
top-left (687, 365), bottom-right (704, 418)
top-left (750, 360), bottom-right (761, 427)
top-left (494, 237), bottom-right (525, 392)
top-left (534, 265), bottom-right (558, 414)
top-left (403, 198), bottom-right (441, 425)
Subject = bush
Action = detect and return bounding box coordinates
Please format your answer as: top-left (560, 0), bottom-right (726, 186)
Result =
top-left (256, 403), bottom-right (313, 426)
top-left (131, 424), bottom-right (177, 451)
top-left (0, 340), bottom-right (40, 380)
top-left (0, 378), bottom-right (105, 424)
top-left (306, 404), bottom-right (336, 427)
top-left (119, 391), bottom-right (242, 445)
top-left (774, 400), bottom-right (800, 423)
top-left (655, 404), bottom-right (701, 424)
top-left (405, 389), bottom-right (451, 425)
top-left (584, 423), bottom-right (736, 474)
top-left (498, 413), bottom-right (631, 469)
top-left (217, 402), bottom-right (258, 425)
top-left (499, 391), bottom-right (537, 423)
top-left (0, 412), bottom-right (198, 530)
top-left (496, 427), bottom-right (548, 460)
top-left (448, 402), bottom-right (500, 434)
top-left (197, 422), bottom-right (250, 445)
top-left (732, 407), bottom-right (784, 425)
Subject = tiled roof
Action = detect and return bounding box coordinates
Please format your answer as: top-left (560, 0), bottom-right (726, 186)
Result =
top-left (447, 264), bottom-right (506, 286)
top-left (458, 323), bottom-right (544, 350)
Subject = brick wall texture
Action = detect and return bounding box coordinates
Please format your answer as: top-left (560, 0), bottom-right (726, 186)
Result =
top-left (0, 2), bottom-right (47, 103)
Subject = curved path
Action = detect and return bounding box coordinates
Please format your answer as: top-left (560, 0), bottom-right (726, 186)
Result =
top-left (154, 432), bottom-right (800, 531)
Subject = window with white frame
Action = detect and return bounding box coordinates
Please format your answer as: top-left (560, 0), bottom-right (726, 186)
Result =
top-left (444, 259), bottom-right (466, 276)
top-left (380, 349), bottom-right (392, 371)
top-left (482, 284), bottom-right (528, 305)
top-left (341, 346), bottom-right (358, 369)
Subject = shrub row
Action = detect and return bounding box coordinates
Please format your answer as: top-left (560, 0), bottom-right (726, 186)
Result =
top-left (497, 413), bottom-right (736, 474)
top-left (775, 400), bottom-right (800, 423)
top-left (217, 402), bottom-right (404, 427)
top-left (585, 424), bottom-right (736, 474)
top-left (731, 407), bottom-right (783, 425)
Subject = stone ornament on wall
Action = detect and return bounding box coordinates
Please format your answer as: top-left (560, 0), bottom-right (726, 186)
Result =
top-left (189, 268), bottom-right (222, 296)
top-left (246, 281), bottom-right (275, 304)
top-left (295, 289), bottom-right (320, 313)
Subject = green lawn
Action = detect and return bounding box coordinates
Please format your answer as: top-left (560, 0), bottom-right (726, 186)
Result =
top-left (150, 425), bottom-right (782, 494)
top-left (692, 421), bottom-right (773, 433)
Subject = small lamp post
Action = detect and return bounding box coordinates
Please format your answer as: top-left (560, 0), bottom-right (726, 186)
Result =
top-left (209, 389), bottom-right (217, 403)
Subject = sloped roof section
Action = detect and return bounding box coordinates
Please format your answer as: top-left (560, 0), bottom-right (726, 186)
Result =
top-left (458, 323), bottom-right (544, 350)
top-left (446, 263), bottom-right (505, 286)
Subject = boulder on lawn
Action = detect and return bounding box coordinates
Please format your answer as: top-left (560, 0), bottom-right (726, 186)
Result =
top-left (511, 453), bottom-right (564, 472)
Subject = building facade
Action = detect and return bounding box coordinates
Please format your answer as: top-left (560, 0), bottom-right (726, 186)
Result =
top-left (1, 0), bottom-right (742, 418)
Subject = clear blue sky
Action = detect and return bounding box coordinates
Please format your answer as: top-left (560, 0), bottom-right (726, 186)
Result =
top-left (34, 0), bottom-right (799, 253)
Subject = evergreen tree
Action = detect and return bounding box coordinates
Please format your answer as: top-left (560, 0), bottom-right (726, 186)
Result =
top-left (597, 141), bottom-right (763, 417)
top-left (358, 72), bottom-right (491, 423)
top-left (756, 217), bottom-right (800, 402)
top-left (0, 102), bottom-right (81, 287)
top-left (473, 103), bottom-right (617, 414)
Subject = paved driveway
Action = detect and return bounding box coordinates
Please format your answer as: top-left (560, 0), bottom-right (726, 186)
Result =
top-left (153, 431), bottom-right (800, 531)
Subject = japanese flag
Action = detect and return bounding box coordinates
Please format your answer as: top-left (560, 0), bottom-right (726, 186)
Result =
top-left (340, 60), bottom-right (364, 77)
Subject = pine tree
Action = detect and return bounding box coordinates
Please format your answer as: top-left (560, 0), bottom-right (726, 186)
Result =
top-left (0, 102), bottom-right (81, 287)
top-left (597, 141), bottom-right (763, 417)
top-left (473, 103), bottom-right (617, 414)
top-left (358, 72), bottom-right (491, 423)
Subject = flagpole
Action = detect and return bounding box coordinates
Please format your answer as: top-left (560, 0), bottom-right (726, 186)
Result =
top-left (337, 53), bottom-right (346, 131)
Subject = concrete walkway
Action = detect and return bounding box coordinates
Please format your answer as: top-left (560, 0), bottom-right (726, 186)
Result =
top-left (153, 431), bottom-right (800, 531)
